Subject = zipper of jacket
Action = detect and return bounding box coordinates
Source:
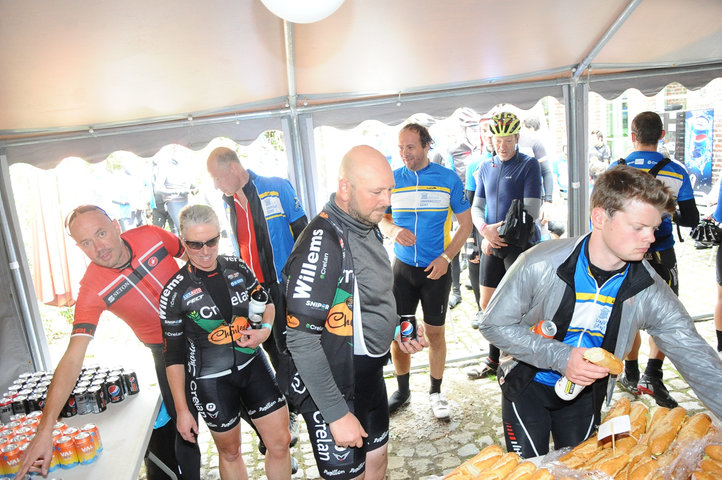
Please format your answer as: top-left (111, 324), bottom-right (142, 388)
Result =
top-left (414, 170), bottom-right (420, 265)
top-left (235, 195), bottom-right (257, 277)
top-left (494, 157), bottom-right (504, 222)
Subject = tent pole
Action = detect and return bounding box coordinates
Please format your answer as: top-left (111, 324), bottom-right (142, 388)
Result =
top-left (564, 81), bottom-right (590, 237)
top-left (573, 0), bottom-right (642, 80)
top-left (282, 20), bottom-right (312, 214)
top-left (0, 154), bottom-right (50, 371)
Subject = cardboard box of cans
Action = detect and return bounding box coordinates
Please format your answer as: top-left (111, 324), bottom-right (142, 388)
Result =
top-left (0, 365), bottom-right (139, 424)
top-left (0, 410), bottom-right (103, 477)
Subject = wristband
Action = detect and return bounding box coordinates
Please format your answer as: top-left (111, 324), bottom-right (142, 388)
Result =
top-left (441, 253), bottom-right (451, 264)
top-left (261, 323), bottom-right (272, 331)
top-left (479, 222), bottom-right (487, 234)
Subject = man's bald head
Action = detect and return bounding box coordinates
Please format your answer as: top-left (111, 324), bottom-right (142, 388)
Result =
top-left (207, 147), bottom-right (241, 169)
top-left (206, 146), bottom-right (247, 196)
top-left (336, 145), bottom-right (394, 226)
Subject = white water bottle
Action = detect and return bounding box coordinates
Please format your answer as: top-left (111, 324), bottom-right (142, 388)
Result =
top-left (248, 288), bottom-right (268, 329)
top-left (554, 375), bottom-right (585, 401)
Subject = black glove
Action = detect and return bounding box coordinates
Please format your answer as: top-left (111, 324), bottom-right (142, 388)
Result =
top-left (690, 219), bottom-right (722, 245)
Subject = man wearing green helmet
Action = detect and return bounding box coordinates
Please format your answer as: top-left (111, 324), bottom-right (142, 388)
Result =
top-left (467, 111), bottom-right (542, 379)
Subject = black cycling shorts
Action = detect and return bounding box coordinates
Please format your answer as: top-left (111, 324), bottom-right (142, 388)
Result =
top-left (716, 246), bottom-right (722, 287)
top-left (502, 380), bottom-right (596, 458)
top-left (644, 247), bottom-right (678, 296)
top-left (479, 246), bottom-right (523, 288)
top-left (303, 354), bottom-right (389, 480)
top-left (190, 352), bottom-right (286, 432)
top-left (392, 259), bottom-right (451, 326)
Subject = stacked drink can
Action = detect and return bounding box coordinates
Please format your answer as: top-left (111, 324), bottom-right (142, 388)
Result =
top-left (0, 409), bottom-right (103, 476)
top-left (0, 371), bottom-right (51, 425)
top-left (1, 364), bottom-right (139, 424)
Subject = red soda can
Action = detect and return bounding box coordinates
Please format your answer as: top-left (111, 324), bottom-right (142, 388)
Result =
top-left (55, 435), bottom-right (79, 469)
top-left (0, 429), bottom-right (13, 447)
top-left (26, 410), bottom-right (43, 420)
top-left (123, 371), bottom-right (140, 395)
top-left (14, 426), bottom-right (33, 437)
top-left (10, 434), bottom-right (29, 447)
top-left (399, 315), bottom-right (417, 342)
top-left (81, 423), bottom-right (103, 452)
top-left (5, 421), bottom-right (21, 432)
top-left (8, 414), bottom-right (25, 423)
top-left (1, 442), bottom-right (21, 475)
top-left (74, 431), bottom-right (97, 464)
top-left (530, 319), bottom-right (557, 339)
top-left (22, 417), bottom-right (40, 429)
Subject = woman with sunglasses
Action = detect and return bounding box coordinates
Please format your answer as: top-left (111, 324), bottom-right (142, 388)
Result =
top-left (160, 204), bottom-right (291, 479)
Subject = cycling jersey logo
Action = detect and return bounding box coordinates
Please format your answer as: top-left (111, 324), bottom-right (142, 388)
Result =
top-left (227, 272), bottom-right (239, 280)
top-left (230, 278), bottom-right (244, 287)
top-left (199, 305), bottom-right (220, 318)
top-left (106, 280), bottom-right (132, 305)
top-left (372, 430), bottom-right (388, 444)
top-left (208, 316), bottom-right (249, 345)
top-left (183, 288), bottom-right (202, 300)
top-left (186, 294), bottom-right (204, 305)
top-left (312, 411), bottom-right (333, 462)
top-left (292, 228), bottom-right (324, 299)
top-left (332, 448), bottom-right (350, 462)
top-left (291, 373), bottom-right (307, 395)
top-left (189, 379), bottom-right (204, 417)
top-left (148, 256), bottom-right (158, 267)
top-left (326, 296), bottom-right (352, 337)
top-left (287, 314), bottom-right (300, 328)
top-left (188, 340), bottom-right (197, 377)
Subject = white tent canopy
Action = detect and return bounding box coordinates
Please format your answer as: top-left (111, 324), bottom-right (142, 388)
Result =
top-left (1, 0), bottom-right (721, 384)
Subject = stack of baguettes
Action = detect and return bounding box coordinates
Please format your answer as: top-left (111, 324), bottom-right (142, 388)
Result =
top-left (558, 397), bottom-right (721, 479)
top-left (443, 397), bottom-right (722, 479)
top-left (442, 444), bottom-right (554, 480)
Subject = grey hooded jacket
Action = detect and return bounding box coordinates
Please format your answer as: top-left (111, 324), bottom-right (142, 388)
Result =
top-left (480, 236), bottom-right (722, 419)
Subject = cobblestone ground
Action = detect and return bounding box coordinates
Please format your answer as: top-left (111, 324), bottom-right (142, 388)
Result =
top-left (144, 239), bottom-right (721, 479)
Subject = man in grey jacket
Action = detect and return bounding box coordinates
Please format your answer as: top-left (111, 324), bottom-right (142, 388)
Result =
top-left (480, 165), bottom-right (722, 459)
top-left (284, 145), bottom-right (427, 480)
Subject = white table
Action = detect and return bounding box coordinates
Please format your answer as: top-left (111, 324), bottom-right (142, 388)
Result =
top-left (42, 373), bottom-right (161, 480)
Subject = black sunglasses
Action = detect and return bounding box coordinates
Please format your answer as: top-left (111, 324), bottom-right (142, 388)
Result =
top-left (64, 205), bottom-right (111, 235)
top-left (183, 235), bottom-right (221, 250)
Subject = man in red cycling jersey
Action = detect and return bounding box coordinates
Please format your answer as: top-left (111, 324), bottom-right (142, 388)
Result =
top-left (16, 205), bottom-right (200, 480)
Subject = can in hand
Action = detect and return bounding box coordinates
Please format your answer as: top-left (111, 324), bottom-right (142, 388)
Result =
top-left (530, 320), bottom-right (557, 339)
top-left (399, 315), bottom-right (417, 343)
